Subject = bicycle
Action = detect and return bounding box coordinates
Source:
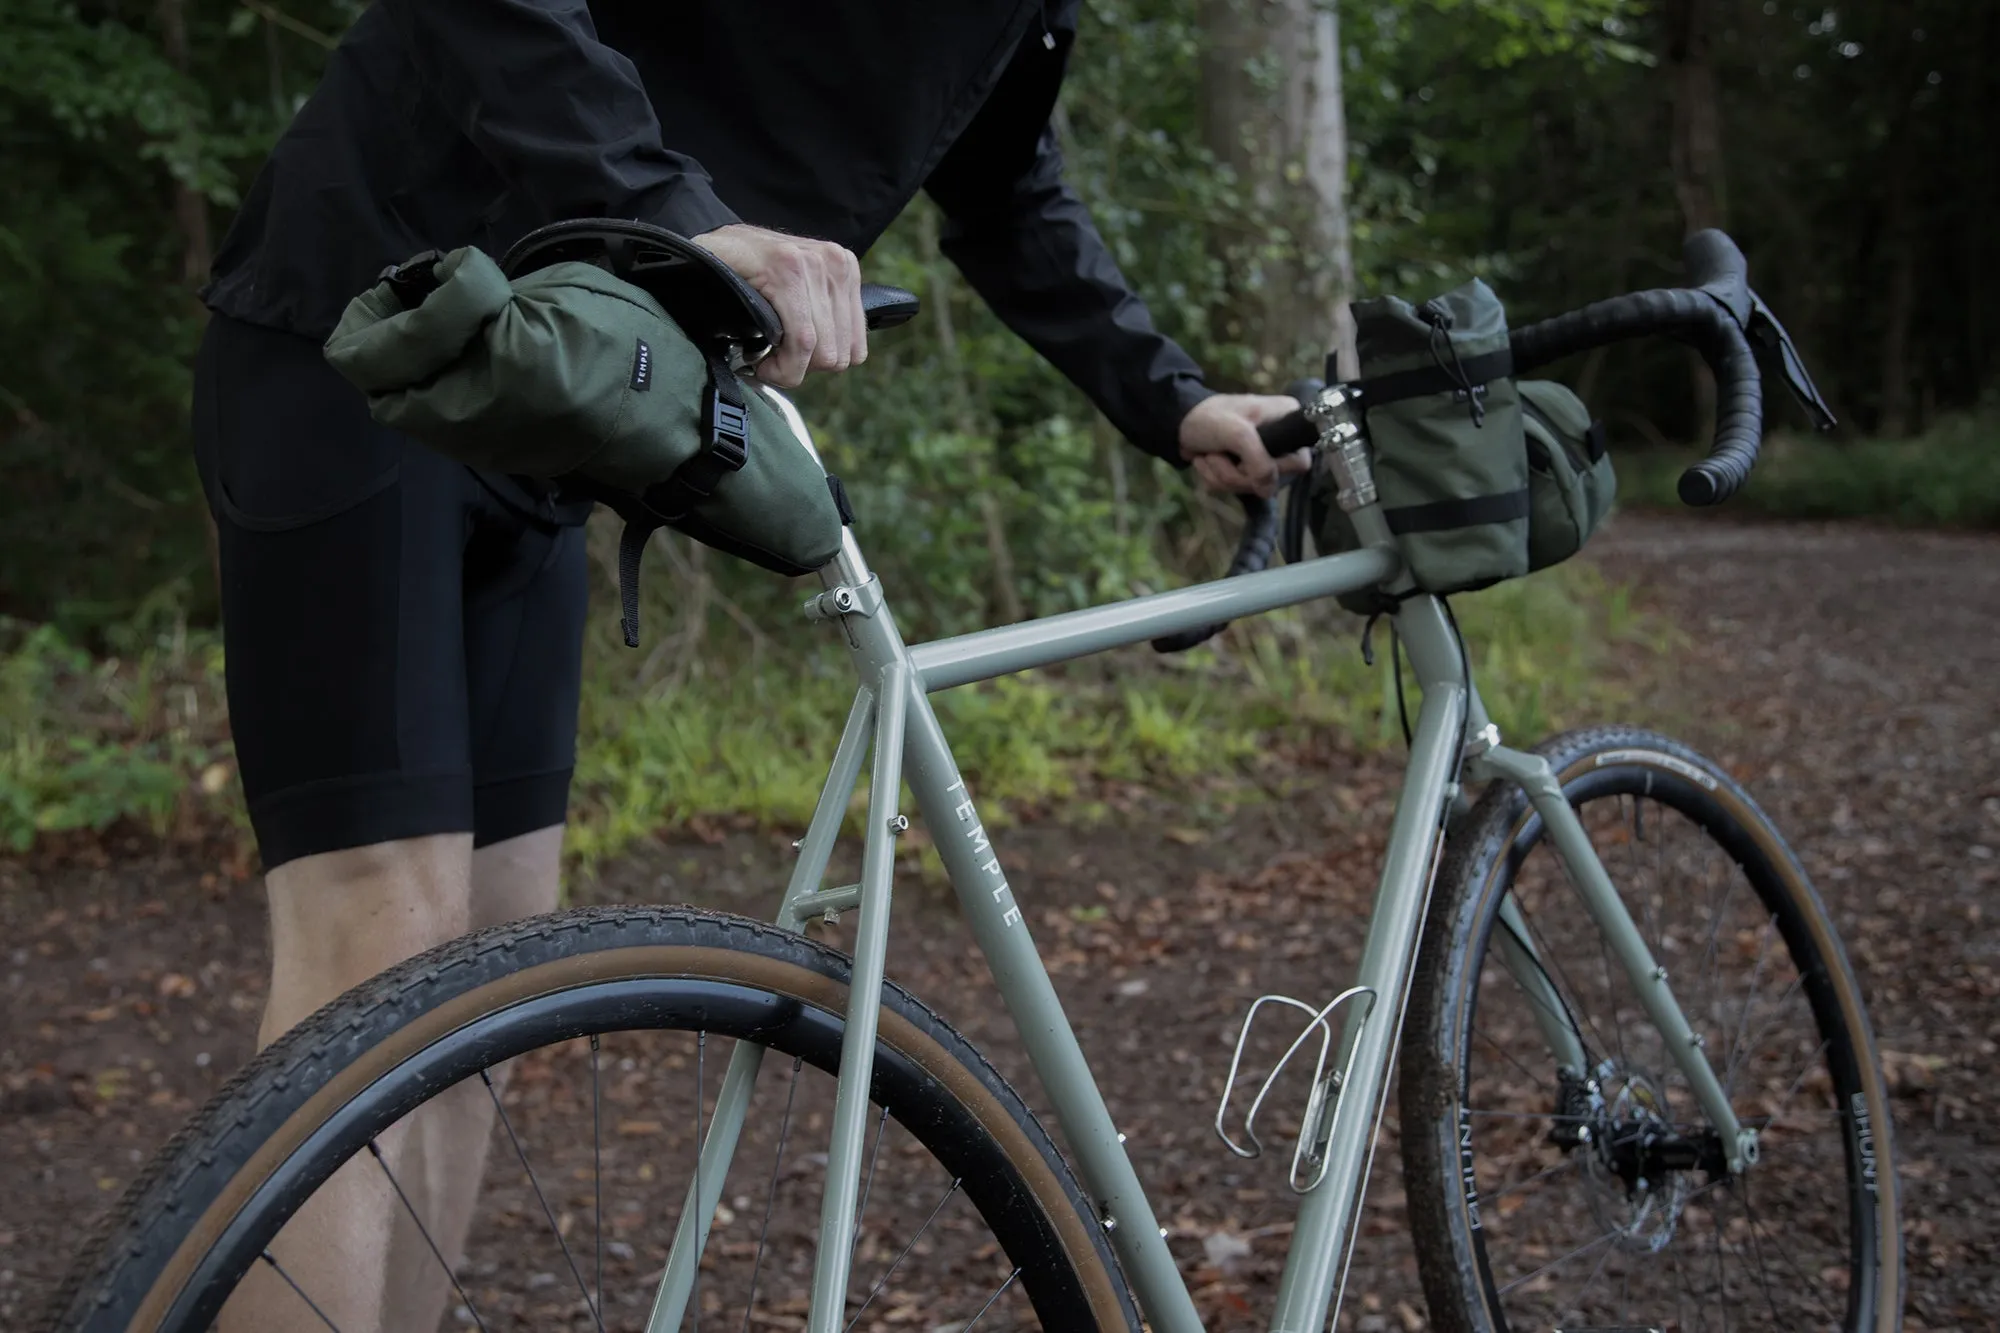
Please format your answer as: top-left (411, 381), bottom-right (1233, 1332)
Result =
top-left (47, 230), bottom-right (1901, 1333)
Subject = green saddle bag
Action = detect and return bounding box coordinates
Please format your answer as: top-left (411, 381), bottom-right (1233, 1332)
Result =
top-left (323, 225), bottom-right (847, 645)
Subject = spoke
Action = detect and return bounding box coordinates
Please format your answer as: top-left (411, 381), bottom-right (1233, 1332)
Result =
top-left (962, 1267), bottom-right (1023, 1329)
top-left (1723, 973), bottom-right (1809, 1097)
top-left (591, 1034), bottom-right (603, 1318)
top-left (693, 1029), bottom-right (706, 1333)
top-left (1724, 915), bottom-right (1779, 1095)
top-left (1560, 1220), bottom-right (1621, 1325)
top-left (1485, 1152), bottom-right (1585, 1206)
top-left (1670, 1237), bottom-right (1702, 1332)
top-left (848, 1106), bottom-right (891, 1263)
top-left (1738, 1189), bottom-right (1791, 1328)
top-left (1696, 849), bottom-right (1744, 1013)
top-left (481, 1069), bottom-right (607, 1333)
top-left (741, 1056), bottom-right (803, 1333)
top-left (1466, 1106), bottom-right (1709, 1134)
top-left (1493, 907), bottom-right (1601, 1075)
top-left (1514, 890), bottom-right (1621, 1069)
top-left (1595, 910), bottom-right (1629, 1066)
top-left (842, 1178), bottom-right (962, 1331)
top-left (1496, 1227), bottom-right (1619, 1297)
top-left (1751, 1037), bottom-right (1833, 1130)
top-left (363, 1139), bottom-right (491, 1333)
top-left (258, 1251), bottom-right (343, 1332)
top-left (1474, 1024), bottom-right (1560, 1097)
top-left (1711, 1189), bottom-right (1730, 1333)
top-left (1743, 1185), bottom-right (1842, 1324)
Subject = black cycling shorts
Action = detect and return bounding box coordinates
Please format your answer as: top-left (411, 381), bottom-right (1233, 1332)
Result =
top-left (192, 314), bottom-right (593, 870)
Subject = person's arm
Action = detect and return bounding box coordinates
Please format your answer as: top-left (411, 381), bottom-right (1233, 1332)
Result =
top-left (925, 4), bottom-right (1208, 464)
top-left (925, 5), bottom-right (1303, 492)
top-left (378, 0), bottom-right (738, 237)
top-left (379, 0), bottom-right (865, 384)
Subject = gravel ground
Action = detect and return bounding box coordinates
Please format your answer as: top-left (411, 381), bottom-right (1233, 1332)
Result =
top-left (3, 511), bottom-right (1994, 1330)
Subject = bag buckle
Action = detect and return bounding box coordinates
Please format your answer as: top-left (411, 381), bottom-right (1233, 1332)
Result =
top-left (707, 390), bottom-right (750, 472)
top-left (378, 249), bottom-right (444, 309)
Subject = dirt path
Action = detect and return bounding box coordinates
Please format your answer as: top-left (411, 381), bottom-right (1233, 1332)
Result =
top-left (3, 512), bottom-right (1995, 1330)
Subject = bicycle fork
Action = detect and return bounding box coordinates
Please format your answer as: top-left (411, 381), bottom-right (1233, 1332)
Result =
top-left (1467, 743), bottom-right (1757, 1172)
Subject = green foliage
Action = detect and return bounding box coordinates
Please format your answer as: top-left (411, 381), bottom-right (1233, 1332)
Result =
top-left (0, 542), bottom-right (1662, 867)
top-left (1618, 410), bottom-right (2000, 530)
top-left (0, 616), bottom-right (232, 849)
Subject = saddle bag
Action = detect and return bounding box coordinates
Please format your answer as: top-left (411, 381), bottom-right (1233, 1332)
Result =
top-left (323, 219), bottom-right (847, 644)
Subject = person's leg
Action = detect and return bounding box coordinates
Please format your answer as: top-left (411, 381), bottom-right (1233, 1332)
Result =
top-left (378, 510), bottom-right (591, 1331)
top-left (193, 315), bottom-right (493, 1331)
top-left (219, 835), bottom-right (475, 1333)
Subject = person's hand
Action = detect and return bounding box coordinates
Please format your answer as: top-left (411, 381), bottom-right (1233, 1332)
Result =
top-left (1178, 393), bottom-right (1312, 497)
top-left (690, 224), bottom-right (867, 387)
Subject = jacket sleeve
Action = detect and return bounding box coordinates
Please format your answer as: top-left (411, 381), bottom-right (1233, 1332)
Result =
top-left (923, 2), bottom-right (1211, 464)
top-left (377, 0), bottom-right (740, 239)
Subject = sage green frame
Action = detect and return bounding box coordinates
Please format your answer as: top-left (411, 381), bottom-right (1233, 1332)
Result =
top-left (639, 392), bottom-right (1755, 1333)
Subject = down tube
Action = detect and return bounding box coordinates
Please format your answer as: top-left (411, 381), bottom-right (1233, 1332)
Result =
top-left (900, 678), bottom-right (1206, 1333)
top-left (1267, 682), bottom-right (1465, 1333)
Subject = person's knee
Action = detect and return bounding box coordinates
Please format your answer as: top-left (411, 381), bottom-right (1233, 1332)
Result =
top-left (469, 824), bottom-right (564, 932)
top-left (261, 833), bottom-right (475, 1042)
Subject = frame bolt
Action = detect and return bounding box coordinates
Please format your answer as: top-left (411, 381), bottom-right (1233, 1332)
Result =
top-left (888, 814), bottom-right (909, 834)
top-left (1100, 1213), bottom-right (1118, 1233)
top-left (822, 908), bottom-right (841, 926)
top-left (833, 587), bottom-right (856, 612)
top-left (1653, 965), bottom-right (1669, 982)
top-left (1576, 1125), bottom-right (1592, 1144)
top-left (1160, 1228), bottom-right (1170, 1239)
top-left (1116, 1132), bottom-right (1127, 1144)
top-left (1688, 1032), bottom-right (1707, 1049)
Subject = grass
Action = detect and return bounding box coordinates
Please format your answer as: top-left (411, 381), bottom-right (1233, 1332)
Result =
top-left (0, 556), bottom-right (1667, 871)
top-left (564, 557), bottom-right (1664, 871)
top-left (1618, 409), bottom-right (2000, 529)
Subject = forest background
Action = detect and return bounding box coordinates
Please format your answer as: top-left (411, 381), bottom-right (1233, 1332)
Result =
top-left (2, 0), bottom-right (1993, 860)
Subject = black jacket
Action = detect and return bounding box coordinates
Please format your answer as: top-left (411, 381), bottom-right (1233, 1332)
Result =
top-left (205, 0), bottom-right (1211, 461)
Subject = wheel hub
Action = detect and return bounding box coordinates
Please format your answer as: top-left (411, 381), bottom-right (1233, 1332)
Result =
top-left (1547, 1061), bottom-right (1727, 1252)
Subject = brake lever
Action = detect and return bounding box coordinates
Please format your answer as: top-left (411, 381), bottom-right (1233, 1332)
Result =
top-left (1746, 291), bottom-right (1837, 432)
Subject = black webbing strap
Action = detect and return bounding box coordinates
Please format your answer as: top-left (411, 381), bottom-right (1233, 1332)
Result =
top-left (1357, 348), bottom-right (1515, 409)
top-left (611, 342), bottom-right (754, 647)
top-left (1383, 487), bottom-right (1531, 535)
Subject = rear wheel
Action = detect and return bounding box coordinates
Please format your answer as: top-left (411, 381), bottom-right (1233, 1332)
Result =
top-left (1401, 727), bottom-right (1901, 1333)
top-left (47, 907), bottom-right (1138, 1332)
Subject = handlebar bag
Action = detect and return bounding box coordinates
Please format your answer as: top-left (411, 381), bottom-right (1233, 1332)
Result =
top-left (1519, 380), bottom-right (1617, 572)
top-left (1312, 278), bottom-right (1530, 606)
top-left (322, 245), bottom-right (844, 581)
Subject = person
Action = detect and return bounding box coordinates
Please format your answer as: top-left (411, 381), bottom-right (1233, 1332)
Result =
top-left (192, 0), bottom-right (1307, 1327)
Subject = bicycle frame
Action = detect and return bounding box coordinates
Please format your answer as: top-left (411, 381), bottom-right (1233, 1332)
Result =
top-left (642, 394), bottom-right (1751, 1333)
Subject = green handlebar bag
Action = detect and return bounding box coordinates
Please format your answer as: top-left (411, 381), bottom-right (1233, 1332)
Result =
top-left (1519, 379), bottom-right (1617, 572)
top-left (323, 237), bottom-right (846, 644)
top-left (1312, 278), bottom-right (1531, 611)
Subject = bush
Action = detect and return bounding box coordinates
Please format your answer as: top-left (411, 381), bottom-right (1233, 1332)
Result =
top-left (1617, 410), bottom-right (2000, 530)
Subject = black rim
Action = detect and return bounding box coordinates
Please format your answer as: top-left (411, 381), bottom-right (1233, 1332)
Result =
top-left (1454, 759), bottom-right (1881, 1332)
top-left (156, 974), bottom-right (1097, 1332)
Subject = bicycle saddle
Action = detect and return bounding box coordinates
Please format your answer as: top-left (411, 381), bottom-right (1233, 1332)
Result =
top-left (500, 218), bottom-right (785, 364)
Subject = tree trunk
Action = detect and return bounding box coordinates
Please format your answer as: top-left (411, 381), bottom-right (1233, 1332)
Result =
top-left (1201, 0), bottom-right (1357, 381)
top-left (1663, 0), bottom-right (1726, 234)
top-left (1661, 0), bottom-right (1724, 442)
top-left (156, 0), bottom-right (212, 291)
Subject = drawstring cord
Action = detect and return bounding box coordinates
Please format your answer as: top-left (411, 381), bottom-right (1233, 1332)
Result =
top-left (1419, 298), bottom-right (1486, 428)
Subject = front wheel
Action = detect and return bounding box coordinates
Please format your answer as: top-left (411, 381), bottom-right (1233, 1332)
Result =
top-left (47, 907), bottom-right (1138, 1332)
top-left (1401, 727), bottom-right (1901, 1333)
